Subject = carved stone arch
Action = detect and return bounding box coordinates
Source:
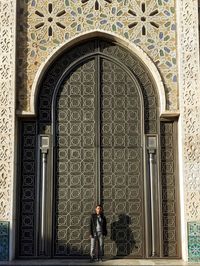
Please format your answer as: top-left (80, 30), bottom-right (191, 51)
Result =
top-left (38, 39), bottom-right (158, 135)
top-left (17, 37), bottom-right (180, 259)
top-left (30, 30), bottom-right (166, 116)
top-left (36, 39), bottom-right (159, 257)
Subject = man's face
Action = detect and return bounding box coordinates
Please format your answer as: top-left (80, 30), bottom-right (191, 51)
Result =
top-left (96, 206), bottom-right (102, 215)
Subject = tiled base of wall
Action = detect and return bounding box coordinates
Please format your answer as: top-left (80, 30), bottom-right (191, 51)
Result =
top-left (0, 221), bottom-right (9, 261)
top-left (188, 222), bottom-right (200, 262)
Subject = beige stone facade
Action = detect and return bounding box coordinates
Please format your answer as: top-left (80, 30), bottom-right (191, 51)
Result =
top-left (17, 0), bottom-right (178, 112)
top-left (0, 0), bottom-right (199, 261)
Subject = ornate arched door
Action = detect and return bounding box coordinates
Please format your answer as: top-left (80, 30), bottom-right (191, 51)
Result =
top-left (17, 39), bottom-right (180, 259)
top-left (53, 56), bottom-right (144, 257)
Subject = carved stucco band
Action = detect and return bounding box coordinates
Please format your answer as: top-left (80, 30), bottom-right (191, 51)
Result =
top-left (177, 0), bottom-right (200, 260)
top-left (0, 0), bottom-right (16, 221)
top-left (28, 31), bottom-right (168, 117)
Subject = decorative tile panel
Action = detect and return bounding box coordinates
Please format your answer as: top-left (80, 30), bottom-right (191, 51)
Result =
top-left (0, 221), bottom-right (9, 260)
top-left (188, 222), bottom-right (200, 262)
top-left (17, 0), bottom-right (178, 112)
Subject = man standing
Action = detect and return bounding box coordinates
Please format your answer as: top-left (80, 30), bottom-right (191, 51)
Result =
top-left (89, 205), bottom-right (107, 262)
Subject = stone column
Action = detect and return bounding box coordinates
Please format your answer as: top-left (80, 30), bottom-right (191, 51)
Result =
top-left (177, 0), bottom-right (200, 261)
top-left (0, 0), bottom-right (16, 261)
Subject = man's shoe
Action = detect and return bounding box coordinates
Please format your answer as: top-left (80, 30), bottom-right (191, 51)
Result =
top-left (90, 257), bottom-right (95, 263)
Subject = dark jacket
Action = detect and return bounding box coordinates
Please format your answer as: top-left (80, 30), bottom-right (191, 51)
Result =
top-left (89, 213), bottom-right (107, 237)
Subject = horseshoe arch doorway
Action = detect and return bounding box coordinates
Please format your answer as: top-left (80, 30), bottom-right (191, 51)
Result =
top-left (17, 39), bottom-right (180, 259)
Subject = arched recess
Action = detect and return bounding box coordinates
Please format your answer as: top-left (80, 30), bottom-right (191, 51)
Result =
top-left (29, 30), bottom-right (166, 116)
top-left (16, 38), bottom-right (180, 259)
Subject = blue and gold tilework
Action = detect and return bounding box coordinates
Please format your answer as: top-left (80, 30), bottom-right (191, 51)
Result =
top-left (0, 221), bottom-right (9, 261)
top-left (17, 0), bottom-right (178, 112)
top-left (188, 222), bottom-right (200, 262)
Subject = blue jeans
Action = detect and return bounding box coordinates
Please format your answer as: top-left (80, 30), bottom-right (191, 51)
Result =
top-left (90, 232), bottom-right (104, 258)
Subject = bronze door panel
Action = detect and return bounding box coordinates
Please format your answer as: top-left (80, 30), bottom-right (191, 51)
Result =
top-left (54, 56), bottom-right (145, 257)
top-left (54, 58), bottom-right (98, 256)
top-left (100, 58), bottom-right (144, 257)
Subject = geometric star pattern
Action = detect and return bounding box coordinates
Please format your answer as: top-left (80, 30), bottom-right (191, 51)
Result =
top-left (188, 222), bottom-right (200, 262)
top-left (17, 0), bottom-right (178, 112)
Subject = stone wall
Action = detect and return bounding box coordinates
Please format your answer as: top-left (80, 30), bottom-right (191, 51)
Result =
top-left (178, 0), bottom-right (200, 261)
top-left (0, 0), bottom-right (16, 261)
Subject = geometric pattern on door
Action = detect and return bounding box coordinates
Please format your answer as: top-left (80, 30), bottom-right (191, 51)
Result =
top-left (54, 56), bottom-right (144, 257)
top-left (55, 59), bottom-right (97, 256)
top-left (100, 59), bottom-right (144, 257)
top-left (17, 39), bottom-right (179, 258)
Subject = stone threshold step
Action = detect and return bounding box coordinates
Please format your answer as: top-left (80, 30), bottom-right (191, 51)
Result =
top-left (0, 259), bottom-right (199, 266)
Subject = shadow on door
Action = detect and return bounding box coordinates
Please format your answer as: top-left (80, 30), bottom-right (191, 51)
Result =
top-left (110, 214), bottom-right (137, 257)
